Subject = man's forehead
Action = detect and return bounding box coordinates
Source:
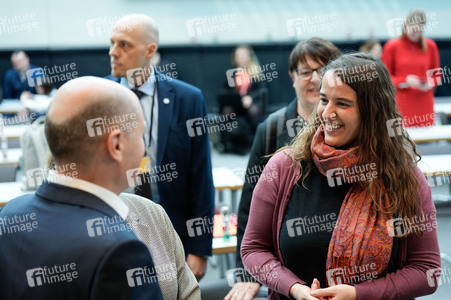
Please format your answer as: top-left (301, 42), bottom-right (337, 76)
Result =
top-left (13, 52), bottom-right (26, 60)
top-left (111, 23), bottom-right (143, 42)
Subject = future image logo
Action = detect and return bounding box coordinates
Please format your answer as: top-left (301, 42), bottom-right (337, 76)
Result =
top-left (186, 216), bottom-right (214, 237)
top-left (26, 263), bottom-right (78, 287)
top-left (186, 14), bottom-right (238, 38)
top-left (386, 118), bottom-right (403, 137)
top-left (286, 14), bottom-right (338, 37)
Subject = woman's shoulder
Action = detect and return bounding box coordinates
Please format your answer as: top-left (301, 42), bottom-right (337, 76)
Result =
top-left (412, 166), bottom-right (435, 213)
top-left (270, 148), bottom-right (295, 166)
top-left (383, 38), bottom-right (402, 49)
top-left (424, 37), bottom-right (438, 48)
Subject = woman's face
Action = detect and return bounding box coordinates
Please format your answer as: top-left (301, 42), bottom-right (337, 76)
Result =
top-left (405, 24), bottom-right (423, 43)
top-left (234, 47), bottom-right (252, 68)
top-left (369, 43), bottom-right (382, 58)
top-left (290, 56), bottom-right (323, 108)
top-left (318, 70), bottom-right (361, 148)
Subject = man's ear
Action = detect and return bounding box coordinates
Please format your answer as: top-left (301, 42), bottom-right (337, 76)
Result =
top-left (146, 43), bottom-right (157, 61)
top-left (105, 129), bottom-right (123, 163)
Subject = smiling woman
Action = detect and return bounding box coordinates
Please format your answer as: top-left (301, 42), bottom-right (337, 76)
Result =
top-left (240, 53), bottom-right (441, 300)
top-left (317, 70), bottom-right (360, 148)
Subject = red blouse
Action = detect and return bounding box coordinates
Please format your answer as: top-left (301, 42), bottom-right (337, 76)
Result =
top-left (382, 36), bottom-right (440, 127)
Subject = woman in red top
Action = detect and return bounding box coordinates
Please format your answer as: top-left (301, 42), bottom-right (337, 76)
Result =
top-left (382, 9), bottom-right (440, 127)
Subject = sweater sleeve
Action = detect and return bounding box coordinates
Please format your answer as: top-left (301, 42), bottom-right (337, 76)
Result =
top-left (382, 39), bottom-right (407, 89)
top-left (354, 167), bottom-right (441, 300)
top-left (158, 208), bottom-right (201, 300)
top-left (241, 151), bottom-right (306, 297)
top-left (236, 121), bottom-right (269, 270)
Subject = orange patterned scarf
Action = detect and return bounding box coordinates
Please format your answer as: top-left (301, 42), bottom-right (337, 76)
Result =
top-left (311, 126), bottom-right (393, 286)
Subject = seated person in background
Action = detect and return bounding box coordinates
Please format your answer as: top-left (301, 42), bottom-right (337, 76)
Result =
top-left (242, 53), bottom-right (440, 300)
top-left (119, 193), bottom-right (200, 299)
top-left (3, 51), bottom-right (38, 99)
top-left (0, 77), bottom-right (163, 299)
top-left (20, 81), bottom-right (57, 117)
top-left (225, 37), bottom-right (340, 300)
top-left (359, 40), bottom-right (382, 58)
top-left (217, 45), bottom-right (266, 153)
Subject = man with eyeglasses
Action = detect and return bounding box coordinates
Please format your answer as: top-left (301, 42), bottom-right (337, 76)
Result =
top-left (225, 37), bottom-right (340, 300)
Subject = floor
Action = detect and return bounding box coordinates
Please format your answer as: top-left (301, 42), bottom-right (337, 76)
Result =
top-left (204, 148), bottom-right (451, 299)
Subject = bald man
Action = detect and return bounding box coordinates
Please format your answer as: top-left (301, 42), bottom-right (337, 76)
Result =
top-left (0, 77), bottom-right (163, 300)
top-left (107, 15), bottom-right (214, 281)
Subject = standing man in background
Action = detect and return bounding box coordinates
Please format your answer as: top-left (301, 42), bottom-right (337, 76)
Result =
top-left (107, 14), bottom-right (215, 281)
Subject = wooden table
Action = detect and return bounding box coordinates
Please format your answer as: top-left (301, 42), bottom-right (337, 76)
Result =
top-left (3, 124), bottom-right (28, 140)
top-left (0, 99), bottom-right (24, 114)
top-left (418, 154), bottom-right (451, 197)
top-left (435, 97), bottom-right (451, 117)
top-left (0, 148), bottom-right (22, 165)
top-left (212, 236), bottom-right (237, 255)
top-left (0, 182), bottom-right (28, 207)
top-left (213, 236), bottom-right (237, 279)
top-left (406, 125), bottom-right (451, 144)
top-left (418, 154), bottom-right (451, 177)
top-left (213, 167), bottom-right (244, 214)
top-left (435, 102), bottom-right (451, 117)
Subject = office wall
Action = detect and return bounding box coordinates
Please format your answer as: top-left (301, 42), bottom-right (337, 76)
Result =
top-left (2, 39), bottom-right (451, 113)
top-left (1, 0), bottom-right (450, 49)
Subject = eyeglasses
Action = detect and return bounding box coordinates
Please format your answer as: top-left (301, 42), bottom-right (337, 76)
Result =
top-left (293, 66), bottom-right (325, 79)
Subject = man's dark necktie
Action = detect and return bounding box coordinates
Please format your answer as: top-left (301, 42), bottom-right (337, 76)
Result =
top-left (131, 88), bottom-right (153, 200)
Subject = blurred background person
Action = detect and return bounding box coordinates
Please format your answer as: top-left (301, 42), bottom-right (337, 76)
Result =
top-left (241, 53), bottom-right (440, 300)
top-left (225, 37), bottom-right (340, 300)
top-left (217, 45), bottom-right (267, 154)
top-left (20, 80), bottom-right (57, 118)
top-left (3, 51), bottom-right (39, 99)
top-left (359, 40), bottom-right (382, 58)
top-left (382, 9), bottom-right (440, 127)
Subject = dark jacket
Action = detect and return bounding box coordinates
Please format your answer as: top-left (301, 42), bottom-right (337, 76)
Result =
top-left (106, 72), bottom-right (215, 257)
top-left (3, 64), bottom-right (38, 99)
top-left (0, 182), bottom-right (163, 300)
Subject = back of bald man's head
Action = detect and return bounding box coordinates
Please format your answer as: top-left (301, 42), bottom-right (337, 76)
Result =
top-left (45, 76), bottom-right (141, 166)
top-left (114, 14), bottom-right (159, 46)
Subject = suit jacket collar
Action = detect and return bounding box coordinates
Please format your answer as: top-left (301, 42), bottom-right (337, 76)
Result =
top-left (286, 98), bottom-right (299, 121)
top-left (36, 181), bottom-right (119, 217)
top-left (155, 71), bottom-right (175, 165)
top-left (108, 71), bottom-right (175, 165)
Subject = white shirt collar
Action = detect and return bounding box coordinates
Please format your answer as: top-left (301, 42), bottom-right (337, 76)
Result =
top-left (47, 170), bottom-right (129, 219)
top-left (120, 65), bottom-right (156, 96)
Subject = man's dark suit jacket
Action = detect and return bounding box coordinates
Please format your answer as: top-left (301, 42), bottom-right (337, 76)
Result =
top-left (0, 182), bottom-right (163, 300)
top-left (107, 72), bottom-right (215, 257)
top-left (3, 64), bottom-right (38, 99)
